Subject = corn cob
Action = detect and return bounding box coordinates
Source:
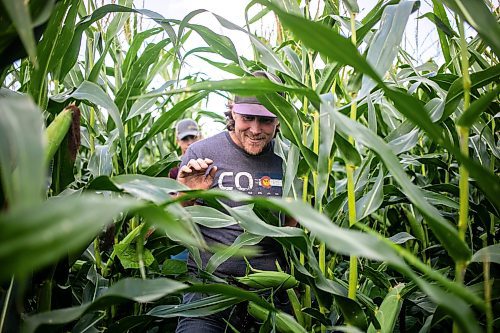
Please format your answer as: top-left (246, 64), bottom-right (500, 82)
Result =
top-left (248, 301), bottom-right (306, 333)
top-left (44, 106), bottom-right (73, 164)
top-left (236, 271), bottom-right (298, 290)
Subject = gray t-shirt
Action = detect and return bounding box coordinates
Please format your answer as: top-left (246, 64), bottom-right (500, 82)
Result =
top-left (181, 131), bottom-right (286, 278)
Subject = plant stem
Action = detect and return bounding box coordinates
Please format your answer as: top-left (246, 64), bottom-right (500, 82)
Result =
top-left (0, 277), bottom-right (14, 333)
top-left (94, 237), bottom-right (103, 274)
top-left (346, 164), bottom-right (358, 299)
top-left (484, 260), bottom-right (493, 333)
top-left (301, 96), bottom-right (312, 330)
top-left (346, 11), bottom-right (359, 301)
top-left (455, 16), bottom-right (471, 287)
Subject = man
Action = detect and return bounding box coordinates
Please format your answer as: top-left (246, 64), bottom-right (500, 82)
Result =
top-left (168, 118), bottom-right (201, 180)
top-left (175, 71), bottom-right (292, 333)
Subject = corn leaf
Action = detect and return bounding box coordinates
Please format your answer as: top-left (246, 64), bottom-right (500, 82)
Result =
top-left (367, 284), bottom-right (404, 333)
top-left (23, 278), bottom-right (187, 333)
top-left (0, 94), bottom-right (45, 211)
top-left (360, 1), bottom-right (414, 96)
top-left (0, 0), bottom-right (37, 66)
top-left (442, 0), bottom-right (500, 57)
top-left (28, 0), bottom-right (79, 109)
top-left (0, 194), bottom-right (143, 282)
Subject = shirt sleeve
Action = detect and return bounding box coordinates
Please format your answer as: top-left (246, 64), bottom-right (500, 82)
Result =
top-left (180, 145), bottom-right (198, 168)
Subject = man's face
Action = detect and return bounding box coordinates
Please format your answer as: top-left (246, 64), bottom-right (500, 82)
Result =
top-left (230, 111), bottom-right (278, 155)
top-left (177, 135), bottom-right (199, 155)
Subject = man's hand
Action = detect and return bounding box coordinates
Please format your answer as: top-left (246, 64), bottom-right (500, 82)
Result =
top-left (177, 158), bottom-right (218, 190)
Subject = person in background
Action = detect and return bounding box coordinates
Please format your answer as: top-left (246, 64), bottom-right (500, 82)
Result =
top-left (168, 118), bottom-right (202, 180)
top-left (169, 118), bottom-right (201, 261)
top-left (175, 71), bottom-right (296, 333)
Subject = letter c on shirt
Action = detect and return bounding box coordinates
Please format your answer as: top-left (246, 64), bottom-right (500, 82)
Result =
top-left (218, 171), bottom-right (234, 190)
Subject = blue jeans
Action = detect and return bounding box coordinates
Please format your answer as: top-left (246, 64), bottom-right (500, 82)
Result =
top-left (175, 291), bottom-right (290, 333)
top-left (171, 249), bottom-right (188, 261)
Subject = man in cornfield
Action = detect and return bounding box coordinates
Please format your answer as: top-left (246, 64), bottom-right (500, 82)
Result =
top-left (175, 71), bottom-right (296, 332)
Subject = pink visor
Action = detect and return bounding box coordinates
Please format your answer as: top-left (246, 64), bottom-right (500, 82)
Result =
top-left (233, 103), bottom-right (276, 118)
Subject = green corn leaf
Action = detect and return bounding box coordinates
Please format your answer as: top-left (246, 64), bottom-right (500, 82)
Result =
top-left (88, 144), bottom-right (114, 178)
top-left (87, 41), bottom-right (112, 83)
top-left (248, 301), bottom-right (307, 333)
top-left (104, 0), bottom-right (133, 40)
top-left (471, 244), bottom-right (500, 264)
top-left (148, 283), bottom-right (275, 321)
top-left (441, 0), bottom-right (500, 57)
top-left (114, 243), bottom-right (154, 269)
top-left (317, 95), bottom-right (336, 204)
top-left (126, 81), bottom-right (175, 121)
top-left (259, 93), bottom-right (318, 171)
top-left (189, 23), bottom-right (239, 63)
top-left (456, 85), bottom-right (500, 128)
top-left (103, 174), bottom-right (206, 248)
top-left (356, 0), bottom-right (399, 45)
top-left (206, 232), bottom-right (263, 274)
top-left (22, 278), bottom-right (188, 333)
top-left (356, 167), bottom-right (384, 221)
top-left (186, 205), bottom-right (237, 228)
top-left (162, 259), bottom-right (188, 275)
top-left (418, 12), bottom-right (457, 38)
top-left (147, 294), bottom-right (240, 318)
top-left (111, 174), bottom-right (188, 202)
top-left (115, 39), bottom-right (170, 112)
top-left (442, 64), bottom-right (500, 121)
top-left (28, 0), bottom-right (79, 109)
top-left (361, 1), bottom-right (414, 95)
top-left (335, 296), bottom-right (368, 330)
top-left (431, 0), bottom-right (453, 65)
top-left (122, 27), bottom-right (163, 77)
top-left (367, 284), bottom-right (405, 333)
top-left (335, 133), bottom-right (361, 167)
top-left (221, 203), bottom-right (308, 253)
top-left (0, 93), bottom-right (45, 211)
top-left (141, 152), bottom-right (179, 177)
top-left (194, 55), bottom-right (248, 76)
top-left (60, 4), bottom-right (132, 79)
top-left (0, 194), bottom-right (143, 282)
top-left (1, 0), bottom-right (37, 66)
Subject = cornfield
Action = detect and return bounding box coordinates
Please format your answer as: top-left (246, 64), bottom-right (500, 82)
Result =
top-left (0, 0), bottom-right (498, 332)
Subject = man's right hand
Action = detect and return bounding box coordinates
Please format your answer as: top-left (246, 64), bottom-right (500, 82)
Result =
top-left (177, 158), bottom-right (217, 190)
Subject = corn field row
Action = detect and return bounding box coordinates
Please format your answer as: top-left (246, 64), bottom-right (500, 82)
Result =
top-left (0, 0), bottom-right (498, 332)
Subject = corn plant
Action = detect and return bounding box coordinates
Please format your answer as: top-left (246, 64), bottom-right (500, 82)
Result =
top-left (0, 0), bottom-right (498, 332)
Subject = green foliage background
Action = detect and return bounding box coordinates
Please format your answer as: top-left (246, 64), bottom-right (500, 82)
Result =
top-left (0, 0), bottom-right (498, 332)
